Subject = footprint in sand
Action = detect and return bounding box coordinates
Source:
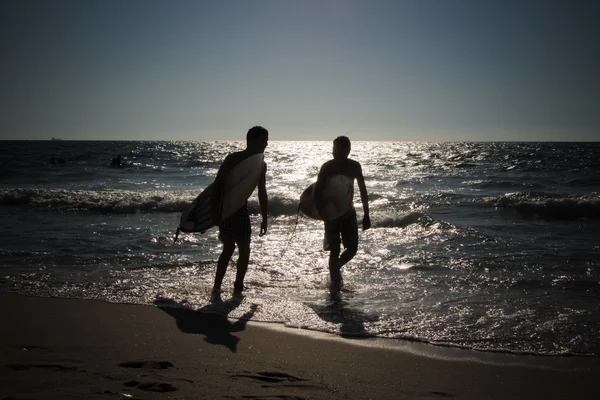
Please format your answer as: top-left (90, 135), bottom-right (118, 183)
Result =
top-left (231, 371), bottom-right (308, 384)
top-left (117, 361), bottom-right (177, 393)
top-left (122, 380), bottom-right (177, 393)
top-left (231, 370), bottom-right (327, 395)
top-left (6, 363), bottom-right (76, 372)
top-left (13, 345), bottom-right (53, 354)
top-left (117, 360), bottom-right (174, 370)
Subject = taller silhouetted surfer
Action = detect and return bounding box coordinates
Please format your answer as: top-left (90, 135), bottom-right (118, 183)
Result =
top-left (211, 126), bottom-right (269, 297)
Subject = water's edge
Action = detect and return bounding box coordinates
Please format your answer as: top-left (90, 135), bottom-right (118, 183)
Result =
top-left (5, 290), bottom-right (599, 369)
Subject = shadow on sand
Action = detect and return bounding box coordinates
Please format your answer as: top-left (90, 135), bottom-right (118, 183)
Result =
top-left (154, 295), bottom-right (257, 353)
top-left (307, 295), bottom-right (378, 339)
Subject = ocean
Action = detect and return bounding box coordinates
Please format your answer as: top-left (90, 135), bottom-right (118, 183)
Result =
top-left (1, 140), bottom-right (599, 357)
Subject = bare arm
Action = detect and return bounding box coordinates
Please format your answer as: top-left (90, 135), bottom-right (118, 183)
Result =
top-left (356, 163), bottom-right (371, 230)
top-left (258, 162), bottom-right (268, 235)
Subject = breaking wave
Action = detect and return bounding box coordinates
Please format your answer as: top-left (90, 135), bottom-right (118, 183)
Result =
top-left (372, 212), bottom-right (435, 228)
top-left (0, 187), bottom-right (192, 213)
top-left (496, 192), bottom-right (600, 219)
top-left (466, 180), bottom-right (546, 190)
top-left (0, 188), bottom-right (302, 217)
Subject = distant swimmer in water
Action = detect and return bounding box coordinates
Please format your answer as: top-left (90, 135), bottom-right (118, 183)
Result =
top-left (110, 155), bottom-right (122, 166)
top-left (314, 136), bottom-right (371, 295)
top-left (50, 157), bottom-right (66, 164)
top-left (211, 126), bottom-right (269, 299)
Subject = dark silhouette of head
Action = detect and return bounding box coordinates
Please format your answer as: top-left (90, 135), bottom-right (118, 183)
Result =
top-left (333, 136), bottom-right (351, 160)
top-left (246, 126), bottom-right (269, 151)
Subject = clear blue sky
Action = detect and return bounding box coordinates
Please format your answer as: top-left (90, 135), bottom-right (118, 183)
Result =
top-left (1, 0), bottom-right (599, 141)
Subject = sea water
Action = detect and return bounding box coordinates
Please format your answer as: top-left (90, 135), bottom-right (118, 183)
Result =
top-left (1, 140), bottom-right (599, 357)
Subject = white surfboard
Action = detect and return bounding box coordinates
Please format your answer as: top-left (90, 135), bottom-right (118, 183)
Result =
top-left (299, 174), bottom-right (354, 221)
top-left (175, 153), bottom-right (264, 239)
top-left (219, 153), bottom-right (265, 220)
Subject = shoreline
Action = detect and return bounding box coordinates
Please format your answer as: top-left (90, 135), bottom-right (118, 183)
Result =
top-left (5, 290), bottom-right (599, 365)
top-left (2, 292), bottom-right (599, 399)
top-left (263, 319), bottom-right (600, 371)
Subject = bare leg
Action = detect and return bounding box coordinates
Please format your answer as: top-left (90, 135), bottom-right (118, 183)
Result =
top-left (331, 215), bottom-right (358, 288)
top-left (328, 241), bottom-right (342, 289)
top-left (329, 242), bottom-right (357, 293)
top-left (337, 245), bottom-right (357, 270)
top-left (214, 240), bottom-right (235, 291)
top-left (234, 238), bottom-right (250, 292)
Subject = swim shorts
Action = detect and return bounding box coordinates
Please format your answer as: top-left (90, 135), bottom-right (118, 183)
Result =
top-left (323, 208), bottom-right (358, 251)
top-left (218, 203), bottom-right (251, 242)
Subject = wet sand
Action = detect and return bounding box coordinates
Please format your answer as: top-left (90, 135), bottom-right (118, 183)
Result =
top-left (1, 292), bottom-right (598, 399)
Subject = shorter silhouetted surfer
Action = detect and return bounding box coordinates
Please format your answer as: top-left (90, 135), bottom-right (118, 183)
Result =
top-left (211, 126), bottom-right (269, 298)
top-left (314, 136), bottom-right (370, 294)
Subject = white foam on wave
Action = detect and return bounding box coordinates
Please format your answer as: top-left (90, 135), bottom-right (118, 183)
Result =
top-left (0, 187), bottom-right (194, 213)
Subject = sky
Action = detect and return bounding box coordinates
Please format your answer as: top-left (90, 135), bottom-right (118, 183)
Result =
top-left (1, 0), bottom-right (599, 141)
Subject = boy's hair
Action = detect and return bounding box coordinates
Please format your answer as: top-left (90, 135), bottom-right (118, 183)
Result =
top-left (333, 135), bottom-right (351, 150)
top-left (247, 126), bottom-right (268, 142)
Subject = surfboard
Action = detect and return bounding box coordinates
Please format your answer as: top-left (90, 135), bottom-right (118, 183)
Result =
top-left (174, 153), bottom-right (264, 240)
top-left (299, 174), bottom-right (354, 221)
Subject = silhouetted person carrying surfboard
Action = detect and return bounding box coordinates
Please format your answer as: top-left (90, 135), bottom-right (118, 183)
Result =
top-left (314, 136), bottom-right (371, 294)
top-left (211, 126), bottom-right (269, 297)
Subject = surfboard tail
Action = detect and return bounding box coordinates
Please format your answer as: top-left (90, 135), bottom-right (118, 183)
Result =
top-left (173, 227), bottom-right (181, 243)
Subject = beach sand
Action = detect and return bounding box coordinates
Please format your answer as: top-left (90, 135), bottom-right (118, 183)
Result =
top-left (1, 292), bottom-right (598, 400)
